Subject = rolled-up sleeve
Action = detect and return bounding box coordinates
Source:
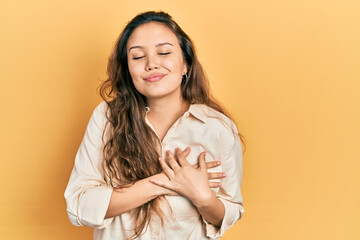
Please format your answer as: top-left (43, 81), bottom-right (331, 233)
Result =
top-left (64, 102), bottom-right (114, 229)
top-left (203, 130), bottom-right (244, 239)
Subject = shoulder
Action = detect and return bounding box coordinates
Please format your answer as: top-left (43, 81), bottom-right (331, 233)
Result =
top-left (92, 101), bottom-right (111, 122)
top-left (89, 101), bottom-right (110, 132)
top-left (93, 101), bottom-right (108, 116)
top-left (194, 104), bottom-right (241, 159)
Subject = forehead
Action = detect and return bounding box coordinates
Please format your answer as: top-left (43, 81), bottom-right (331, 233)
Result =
top-left (127, 22), bottom-right (179, 49)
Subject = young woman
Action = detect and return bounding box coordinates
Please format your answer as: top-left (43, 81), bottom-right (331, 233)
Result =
top-left (65, 11), bottom-right (244, 240)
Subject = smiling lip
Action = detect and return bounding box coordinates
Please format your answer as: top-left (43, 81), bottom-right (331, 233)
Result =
top-left (144, 73), bottom-right (165, 82)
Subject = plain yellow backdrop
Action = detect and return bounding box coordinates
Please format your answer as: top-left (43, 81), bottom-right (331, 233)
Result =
top-left (1, 0), bottom-right (359, 239)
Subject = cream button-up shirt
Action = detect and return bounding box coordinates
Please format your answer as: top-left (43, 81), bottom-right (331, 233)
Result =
top-left (64, 101), bottom-right (244, 240)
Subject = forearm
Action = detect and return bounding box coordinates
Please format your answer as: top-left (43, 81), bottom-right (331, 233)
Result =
top-left (104, 173), bottom-right (166, 219)
top-left (194, 193), bottom-right (225, 227)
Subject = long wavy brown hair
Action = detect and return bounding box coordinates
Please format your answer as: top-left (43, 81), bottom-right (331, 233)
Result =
top-left (99, 10), bottom-right (245, 239)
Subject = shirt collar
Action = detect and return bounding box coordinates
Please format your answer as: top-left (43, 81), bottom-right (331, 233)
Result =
top-left (144, 104), bottom-right (208, 123)
top-left (188, 104), bottom-right (207, 123)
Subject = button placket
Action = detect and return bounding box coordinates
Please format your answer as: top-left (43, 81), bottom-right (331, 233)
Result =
top-left (161, 141), bottom-right (167, 158)
top-left (145, 108), bottom-right (190, 158)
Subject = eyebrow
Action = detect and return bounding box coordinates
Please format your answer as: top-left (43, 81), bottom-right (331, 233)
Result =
top-left (128, 42), bottom-right (174, 51)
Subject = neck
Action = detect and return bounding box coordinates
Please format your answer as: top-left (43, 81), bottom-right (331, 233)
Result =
top-left (147, 91), bottom-right (190, 126)
top-left (146, 95), bottom-right (190, 126)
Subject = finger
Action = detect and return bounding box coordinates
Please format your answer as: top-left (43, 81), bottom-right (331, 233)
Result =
top-left (208, 172), bottom-right (226, 180)
top-left (182, 147), bottom-right (191, 157)
top-left (205, 160), bottom-right (221, 169)
top-left (176, 147), bottom-right (190, 159)
top-left (192, 160), bottom-right (221, 170)
top-left (150, 179), bottom-right (176, 191)
top-left (175, 147), bottom-right (191, 167)
top-left (198, 152), bottom-right (207, 171)
top-left (158, 157), bottom-right (174, 178)
top-left (209, 181), bottom-right (222, 188)
top-left (166, 151), bottom-right (181, 171)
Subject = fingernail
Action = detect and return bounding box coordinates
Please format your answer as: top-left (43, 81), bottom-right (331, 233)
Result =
top-left (222, 173), bottom-right (226, 178)
top-left (217, 161), bottom-right (221, 166)
top-left (159, 157), bottom-right (162, 161)
top-left (218, 182), bottom-right (222, 187)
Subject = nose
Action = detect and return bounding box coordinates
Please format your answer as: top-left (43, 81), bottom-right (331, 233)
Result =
top-left (145, 54), bottom-right (159, 71)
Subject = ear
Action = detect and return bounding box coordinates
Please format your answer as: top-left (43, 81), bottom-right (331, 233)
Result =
top-left (182, 62), bottom-right (188, 75)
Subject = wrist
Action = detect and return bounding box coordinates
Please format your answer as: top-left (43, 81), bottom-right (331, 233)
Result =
top-left (192, 190), bottom-right (215, 209)
top-left (149, 173), bottom-right (169, 197)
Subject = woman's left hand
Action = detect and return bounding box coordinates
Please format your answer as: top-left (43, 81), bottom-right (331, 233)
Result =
top-left (150, 147), bottom-right (214, 207)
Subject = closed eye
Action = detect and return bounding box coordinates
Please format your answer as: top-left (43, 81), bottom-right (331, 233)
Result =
top-left (133, 56), bottom-right (144, 60)
top-left (159, 52), bottom-right (171, 56)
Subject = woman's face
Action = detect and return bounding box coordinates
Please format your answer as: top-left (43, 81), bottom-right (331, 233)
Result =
top-left (126, 22), bottom-right (187, 102)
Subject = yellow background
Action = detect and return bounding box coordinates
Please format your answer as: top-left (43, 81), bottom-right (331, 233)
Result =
top-left (1, 0), bottom-right (359, 239)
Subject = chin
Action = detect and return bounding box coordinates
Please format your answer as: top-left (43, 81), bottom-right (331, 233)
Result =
top-left (145, 91), bottom-right (180, 101)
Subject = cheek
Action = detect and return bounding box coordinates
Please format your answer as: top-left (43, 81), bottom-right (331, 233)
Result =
top-left (127, 62), bottom-right (142, 79)
top-left (165, 56), bottom-right (184, 73)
